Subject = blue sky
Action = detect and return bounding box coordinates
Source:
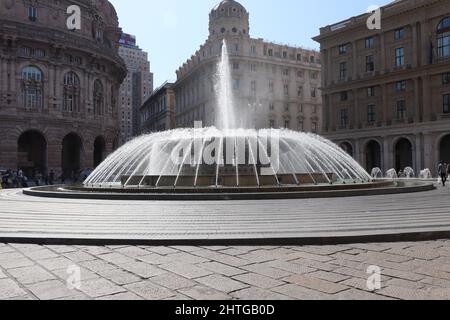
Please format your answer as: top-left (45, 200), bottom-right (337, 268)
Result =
top-left (109, 0), bottom-right (392, 87)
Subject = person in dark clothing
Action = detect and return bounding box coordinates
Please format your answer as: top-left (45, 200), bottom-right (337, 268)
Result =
top-left (49, 170), bottom-right (55, 185)
top-left (438, 161), bottom-right (448, 186)
top-left (447, 163), bottom-right (450, 185)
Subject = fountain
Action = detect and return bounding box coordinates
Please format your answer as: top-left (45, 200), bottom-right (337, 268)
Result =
top-left (386, 169), bottom-right (398, 179)
top-left (371, 167), bottom-right (383, 179)
top-left (24, 39), bottom-right (435, 200)
top-left (404, 167), bottom-right (415, 179)
top-left (215, 40), bottom-right (236, 130)
top-left (419, 169), bottom-right (432, 179)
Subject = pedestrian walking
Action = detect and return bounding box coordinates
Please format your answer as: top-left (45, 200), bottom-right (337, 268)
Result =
top-left (438, 161), bottom-right (448, 186)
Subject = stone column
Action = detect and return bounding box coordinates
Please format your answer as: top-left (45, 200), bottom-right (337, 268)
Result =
top-left (380, 33), bottom-right (386, 72)
top-left (423, 133), bottom-right (434, 175)
top-left (354, 139), bottom-right (362, 165)
top-left (353, 89), bottom-right (359, 128)
top-left (422, 76), bottom-right (431, 121)
top-left (47, 134), bottom-right (62, 175)
top-left (84, 138), bottom-right (94, 170)
top-left (381, 84), bottom-right (388, 124)
top-left (352, 41), bottom-right (358, 80)
top-left (412, 23), bottom-right (419, 68)
top-left (415, 133), bottom-right (423, 172)
top-left (413, 77), bottom-right (420, 123)
top-left (383, 137), bottom-right (390, 173)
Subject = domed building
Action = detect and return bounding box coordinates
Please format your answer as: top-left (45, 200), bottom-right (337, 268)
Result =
top-left (172, 0), bottom-right (322, 133)
top-left (0, 0), bottom-right (126, 179)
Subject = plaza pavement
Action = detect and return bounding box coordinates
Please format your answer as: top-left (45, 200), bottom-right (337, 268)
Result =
top-left (1, 240), bottom-right (450, 300)
top-left (1, 186), bottom-right (450, 242)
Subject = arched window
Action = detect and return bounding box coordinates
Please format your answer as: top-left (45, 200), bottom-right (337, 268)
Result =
top-left (21, 66), bottom-right (43, 109)
top-left (63, 72), bottom-right (80, 112)
top-left (437, 17), bottom-right (450, 58)
top-left (93, 80), bottom-right (104, 115)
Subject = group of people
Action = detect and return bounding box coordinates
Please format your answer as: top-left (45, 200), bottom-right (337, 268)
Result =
top-left (438, 160), bottom-right (450, 187)
top-left (1, 169), bottom-right (56, 189)
top-left (1, 168), bottom-right (92, 189)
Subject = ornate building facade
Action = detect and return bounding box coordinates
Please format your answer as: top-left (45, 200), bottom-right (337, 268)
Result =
top-left (314, 0), bottom-right (450, 175)
top-left (174, 0), bottom-right (322, 132)
top-left (0, 0), bottom-right (126, 177)
top-left (118, 33), bottom-right (153, 145)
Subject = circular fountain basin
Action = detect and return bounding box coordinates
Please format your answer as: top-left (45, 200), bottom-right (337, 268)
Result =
top-left (23, 180), bottom-right (435, 201)
top-left (23, 127), bottom-right (435, 200)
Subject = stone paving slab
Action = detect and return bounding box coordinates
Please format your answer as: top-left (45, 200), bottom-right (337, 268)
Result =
top-left (2, 187), bottom-right (450, 243)
top-left (0, 240), bottom-right (449, 300)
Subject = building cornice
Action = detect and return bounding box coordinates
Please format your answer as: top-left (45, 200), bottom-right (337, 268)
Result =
top-left (314, 0), bottom-right (446, 42)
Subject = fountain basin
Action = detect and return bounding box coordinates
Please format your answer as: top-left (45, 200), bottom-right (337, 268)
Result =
top-left (23, 180), bottom-right (435, 201)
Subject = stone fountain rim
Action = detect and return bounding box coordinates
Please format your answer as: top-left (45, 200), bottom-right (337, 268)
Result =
top-left (23, 180), bottom-right (435, 201)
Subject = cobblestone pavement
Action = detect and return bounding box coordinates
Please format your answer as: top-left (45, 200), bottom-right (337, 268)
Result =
top-left (1, 240), bottom-right (450, 300)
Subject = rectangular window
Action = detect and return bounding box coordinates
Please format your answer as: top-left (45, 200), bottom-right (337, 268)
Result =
top-left (28, 6), bottom-right (37, 21)
top-left (396, 100), bottom-right (407, 120)
top-left (311, 122), bottom-right (317, 133)
top-left (395, 28), bottom-right (405, 40)
top-left (269, 120), bottom-right (275, 128)
top-left (438, 33), bottom-right (450, 58)
top-left (395, 80), bottom-right (407, 92)
top-left (340, 91), bottom-right (348, 101)
top-left (443, 73), bottom-right (450, 84)
top-left (269, 81), bottom-right (274, 93)
top-left (282, 68), bottom-right (290, 76)
top-left (297, 70), bottom-right (303, 78)
top-left (297, 86), bottom-right (303, 97)
top-left (444, 94), bottom-right (450, 113)
top-left (395, 47), bottom-right (405, 67)
top-left (366, 55), bottom-right (374, 72)
top-left (250, 45), bottom-right (256, 55)
top-left (296, 54), bottom-right (302, 61)
top-left (367, 87), bottom-right (375, 97)
top-left (233, 62), bottom-right (239, 70)
top-left (367, 104), bottom-right (376, 123)
top-left (284, 84), bottom-right (289, 96)
top-left (365, 37), bottom-right (374, 49)
top-left (339, 44), bottom-right (347, 54)
top-left (340, 109), bottom-right (349, 128)
top-left (233, 79), bottom-right (240, 90)
top-left (268, 49), bottom-right (273, 56)
top-left (283, 51), bottom-right (288, 59)
top-left (284, 103), bottom-right (289, 112)
top-left (284, 120), bottom-right (290, 128)
top-left (269, 102), bottom-right (275, 111)
top-left (339, 62), bottom-right (347, 79)
top-left (298, 121), bottom-right (304, 131)
top-left (311, 88), bottom-right (317, 98)
top-left (251, 80), bottom-right (257, 93)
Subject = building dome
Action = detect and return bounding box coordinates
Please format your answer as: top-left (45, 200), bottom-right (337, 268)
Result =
top-left (209, 0), bottom-right (250, 38)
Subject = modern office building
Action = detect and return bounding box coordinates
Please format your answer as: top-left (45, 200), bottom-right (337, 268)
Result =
top-left (118, 33), bottom-right (153, 145)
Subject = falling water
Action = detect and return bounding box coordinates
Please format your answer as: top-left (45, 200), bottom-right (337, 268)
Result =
top-left (215, 39), bottom-right (237, 130)
top-left (84, 128), bottom-right (372, 188)
top-left (83, 39), bottom-right (374, 189)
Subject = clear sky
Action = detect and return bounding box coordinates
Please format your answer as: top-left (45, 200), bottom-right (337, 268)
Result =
top-left (109, 0), bottom-right (392, 87)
